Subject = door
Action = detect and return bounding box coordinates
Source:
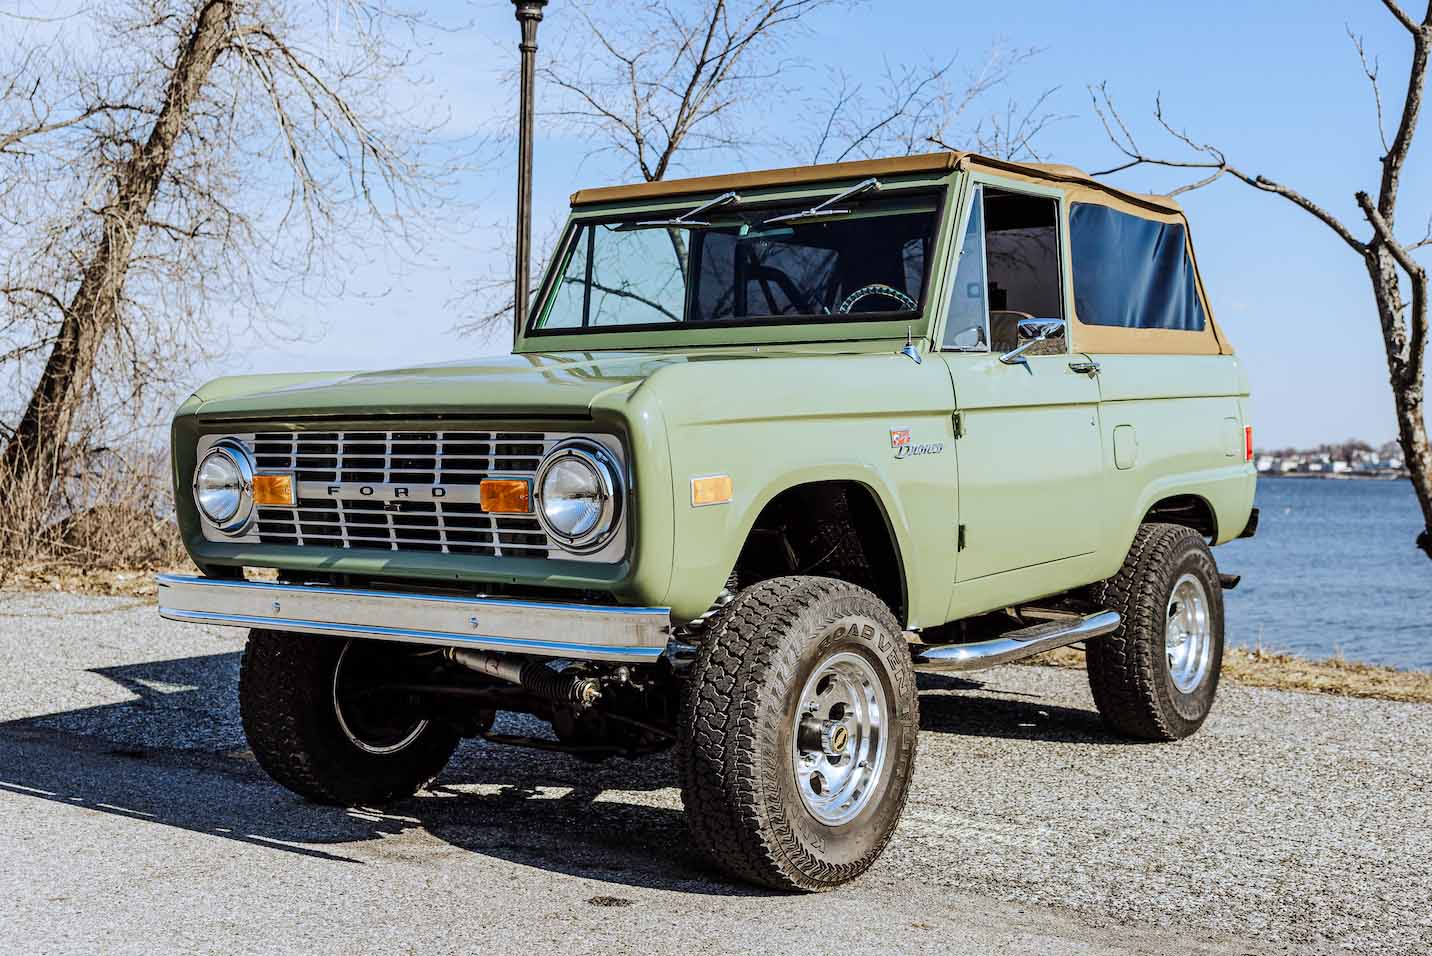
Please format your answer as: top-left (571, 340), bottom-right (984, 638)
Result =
top-left (937, 181), bottom-right (1105, 583)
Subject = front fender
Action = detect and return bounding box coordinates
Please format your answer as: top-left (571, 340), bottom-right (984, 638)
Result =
top-left (637, 352), bottom-right (957, 625)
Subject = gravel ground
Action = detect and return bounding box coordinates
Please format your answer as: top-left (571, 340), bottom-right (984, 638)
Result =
top-left (1, 591), bottom-right (1428, 956)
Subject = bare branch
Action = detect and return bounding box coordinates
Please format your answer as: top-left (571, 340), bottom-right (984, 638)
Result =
top-left (1087, 85), bottom-right (1368, 255)
top-left (1361, 190), bottom-right (1430, 391)
top-left (1378, 0), bottom-right (1423, 35)
top-left (1349, 27), bottom-right (1392, 153)
top-left (1409, 212), bottom-right (1432, 251)
top-left (1374, 2), bottom-right (1430, 221)
top-left (1359, 191), bottom-right (1428, 280)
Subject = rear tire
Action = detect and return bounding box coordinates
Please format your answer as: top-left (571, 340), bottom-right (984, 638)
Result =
top-left (1086, 523), bottom-right (1224, 741)
top-left (676, 577), bottom-right (919, 891)
top-left (239, 631), bottom-right (460, 805)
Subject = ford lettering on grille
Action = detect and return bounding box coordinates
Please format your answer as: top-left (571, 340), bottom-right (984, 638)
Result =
top-left (304, 481), bottom-right (485, 504)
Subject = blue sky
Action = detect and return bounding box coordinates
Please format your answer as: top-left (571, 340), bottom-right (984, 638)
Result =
top-left (228, 0), bottom-right (1429, 449)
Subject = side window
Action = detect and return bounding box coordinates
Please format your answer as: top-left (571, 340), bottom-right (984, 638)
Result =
top-left (982, 189), bottom-right (1064, 354)
top-left (943, 186), bottom-right (1065, 353)
top-left (1068, 203), bottom-right (1207, 332)
top-left (941, 186), bottom-right (988, 349)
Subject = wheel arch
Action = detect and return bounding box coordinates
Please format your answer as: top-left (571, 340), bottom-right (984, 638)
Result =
top-left (1142, 493), bottom-right (1218, 541)
top-left (729, 476), bottom-right (912, 623)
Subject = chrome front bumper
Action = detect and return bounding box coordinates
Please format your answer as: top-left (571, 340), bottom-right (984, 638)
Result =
top-left (156, 573), bottom-right (671, 662)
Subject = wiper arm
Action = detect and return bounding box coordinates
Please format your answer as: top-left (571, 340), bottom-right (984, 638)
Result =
top-left (763, 177), bottom-right (882, 225)
top-left (615, 191), bottom-right (742, 231)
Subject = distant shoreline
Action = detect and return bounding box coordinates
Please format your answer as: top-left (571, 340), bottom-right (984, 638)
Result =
top-left (1259, 472), bottom-right (1408, 482)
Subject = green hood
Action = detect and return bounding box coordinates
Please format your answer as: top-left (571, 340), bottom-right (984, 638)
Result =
top-left (189, 351), bottom-right (701, 420)
top-left (187, 345), bottom-right (896, 421)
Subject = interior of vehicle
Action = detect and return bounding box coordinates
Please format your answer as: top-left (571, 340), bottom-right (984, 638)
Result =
top-left (692, 212), bottom-right (930, 321)
top-left (535, 194), bottom-right (938, 331)
top-left (943, 185), bottom-right (1065, 353)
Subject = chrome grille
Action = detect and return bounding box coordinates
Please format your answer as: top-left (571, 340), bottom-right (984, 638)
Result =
top-left (248, 430), bottom-right (555, 557)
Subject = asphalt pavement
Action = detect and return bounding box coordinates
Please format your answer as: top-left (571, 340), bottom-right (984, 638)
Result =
top-left (1, 590), bottom-right (1427, 955)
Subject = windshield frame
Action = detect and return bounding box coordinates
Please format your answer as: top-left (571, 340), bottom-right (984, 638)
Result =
top-left (520, 180), bottom-right (951, 349)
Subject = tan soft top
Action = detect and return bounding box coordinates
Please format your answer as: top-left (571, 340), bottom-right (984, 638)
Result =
top-left (569, 151), bottom-right (1182, 215)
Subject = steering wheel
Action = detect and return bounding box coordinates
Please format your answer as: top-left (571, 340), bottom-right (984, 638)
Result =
top-left (837, 284), bottom-right (917, 315)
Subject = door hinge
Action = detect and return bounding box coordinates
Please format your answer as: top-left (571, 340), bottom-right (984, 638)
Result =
top-left (957, 524), bottom-right (966, 551)
top-left (951, 412), bottom-right (964, 439)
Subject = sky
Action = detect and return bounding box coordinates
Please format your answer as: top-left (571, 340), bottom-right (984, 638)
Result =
top-left (208, 0), bottom-right (1428, 449)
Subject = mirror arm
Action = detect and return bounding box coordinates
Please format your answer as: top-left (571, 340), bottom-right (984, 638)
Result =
top-left (998, 335), bottom-right (1046, 366)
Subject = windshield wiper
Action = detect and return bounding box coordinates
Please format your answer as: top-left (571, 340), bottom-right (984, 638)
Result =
top-left (763, 177), bottom-right (882, 225)
top-left (615, 191), bottom-right (742, 231)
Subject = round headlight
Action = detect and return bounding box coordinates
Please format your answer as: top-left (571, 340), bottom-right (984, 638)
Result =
top-left (194, 440), bottom-right (254, 534)
top-left (534, 440), bottom-right (621, 552)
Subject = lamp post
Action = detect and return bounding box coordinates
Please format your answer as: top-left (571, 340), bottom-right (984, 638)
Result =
top-left (511, 0), bottom-right (548, 349)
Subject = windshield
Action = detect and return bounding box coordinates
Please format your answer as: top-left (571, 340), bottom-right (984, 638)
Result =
top-left (531, 192), bottom-right (939, 333)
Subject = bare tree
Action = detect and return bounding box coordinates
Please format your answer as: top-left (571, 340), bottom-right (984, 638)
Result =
top-left (1088, 2), bottom-right (1432, 559)
top-left (460, 0), bottom-right (1058, 335)
top-left (805, 48), bottom-right (1062, 165)
top-left (0, 1), bottom-right (457, 547)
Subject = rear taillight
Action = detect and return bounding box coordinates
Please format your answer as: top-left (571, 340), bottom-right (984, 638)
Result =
top-left (1244, 425), bottom-right (1254, 462)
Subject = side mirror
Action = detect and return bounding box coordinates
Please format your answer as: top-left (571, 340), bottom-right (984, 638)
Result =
top-left (1000, 317), bottom-right (1066, 366)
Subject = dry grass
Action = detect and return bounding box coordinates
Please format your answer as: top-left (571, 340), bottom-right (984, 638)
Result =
top-left (0, 444), bottom-right (189, 594)
top-left (1, 561), bottom-right (193, 597)
top-left (1028, 644), bottom-right (1432, 705)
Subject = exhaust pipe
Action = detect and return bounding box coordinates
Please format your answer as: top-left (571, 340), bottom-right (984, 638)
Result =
top-left (444, 647), bottom-right (602, 709)
top-left (912, 610), bottom-right (1121, 672)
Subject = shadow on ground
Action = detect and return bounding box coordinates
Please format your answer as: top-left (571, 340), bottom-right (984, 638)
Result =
top-left (0, 651), bottom-right (1126, 894)
top-left (916, 671), bottom-right (1140, 745)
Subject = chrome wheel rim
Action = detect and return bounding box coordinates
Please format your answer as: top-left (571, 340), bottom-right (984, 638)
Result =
top-left (332, 641), bottom-right (428, 755)
top-left (791, 650), bottom-right (888, 826)
top-left (1165, 573), bottom-right (1213, 694)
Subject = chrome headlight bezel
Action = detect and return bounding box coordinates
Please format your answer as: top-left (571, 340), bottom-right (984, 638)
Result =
top-left (193, 438), bottom-right (255, 535)
top-left (533, 438), bottom-right (623, 554)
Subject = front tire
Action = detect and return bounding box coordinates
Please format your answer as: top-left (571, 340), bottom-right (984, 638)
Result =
top-left (676, 577), bottom-right (919, 891)
top-left (1086, 523), bottom-right (1225, 741)
top-left (239, 631), bottom-right (460, 805)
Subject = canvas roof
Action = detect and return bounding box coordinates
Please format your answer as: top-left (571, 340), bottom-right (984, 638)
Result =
top-left (569, 151), bottom-right (1182, 215)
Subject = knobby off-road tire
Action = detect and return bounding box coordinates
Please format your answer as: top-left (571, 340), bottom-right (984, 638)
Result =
top-left (676, 577), bottom-right (919, 892)
top-left (1086, 523), bottom-right (1225, 741)
top-left (239, 630), bottom-right (460, 806)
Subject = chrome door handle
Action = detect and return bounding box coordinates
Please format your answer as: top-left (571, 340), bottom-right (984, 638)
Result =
top-left (1068, 361), bottom-right (1100, 376)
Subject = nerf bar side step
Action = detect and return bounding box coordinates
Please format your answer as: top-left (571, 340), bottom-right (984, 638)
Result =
top-left (911, 610), bottom-right (1121, 672)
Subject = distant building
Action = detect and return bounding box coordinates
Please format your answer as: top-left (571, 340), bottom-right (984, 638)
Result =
top-left (1251, 441), bottom-right (1408, 478)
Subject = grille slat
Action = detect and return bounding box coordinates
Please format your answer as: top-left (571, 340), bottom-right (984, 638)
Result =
top-left (251, 429), bottom-right (563, 557)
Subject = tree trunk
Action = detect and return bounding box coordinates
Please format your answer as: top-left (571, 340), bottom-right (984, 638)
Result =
top-left (1391, 377), bottom-right (1432, 558)
top-left (1365, 247), bottom-right (1432, 559)
top-left (0, 1), bottom-right (232, 528)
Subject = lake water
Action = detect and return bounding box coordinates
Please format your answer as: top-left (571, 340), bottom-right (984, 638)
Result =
top-left (1217, 477), bottom-right (1432, 671)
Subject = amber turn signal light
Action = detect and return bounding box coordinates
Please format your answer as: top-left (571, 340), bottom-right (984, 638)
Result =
top-left (480, 478), bottom-right (531, 514)
top-left (691, 474), bottom-right (733, 507)
top-left (252, 474), bottom-right (295, 507)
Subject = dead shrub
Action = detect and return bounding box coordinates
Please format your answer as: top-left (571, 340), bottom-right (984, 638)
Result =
top-left (0, 442), bottom-right (185, 580)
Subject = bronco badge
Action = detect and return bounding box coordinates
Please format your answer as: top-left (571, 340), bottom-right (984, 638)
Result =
top-left (890, 426), bottom-right (943, 459)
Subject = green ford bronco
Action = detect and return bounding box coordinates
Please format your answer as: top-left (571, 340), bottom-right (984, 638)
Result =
top-left (162, 151), bottom-right (1258, 891)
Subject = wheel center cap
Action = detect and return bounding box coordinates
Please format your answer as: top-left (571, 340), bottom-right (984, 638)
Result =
top-left (829, 724), bottom-right (850, 752)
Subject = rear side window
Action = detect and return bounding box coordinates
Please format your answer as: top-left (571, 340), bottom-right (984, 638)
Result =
top-left (1069, 204), bottom-right (1206, 332)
